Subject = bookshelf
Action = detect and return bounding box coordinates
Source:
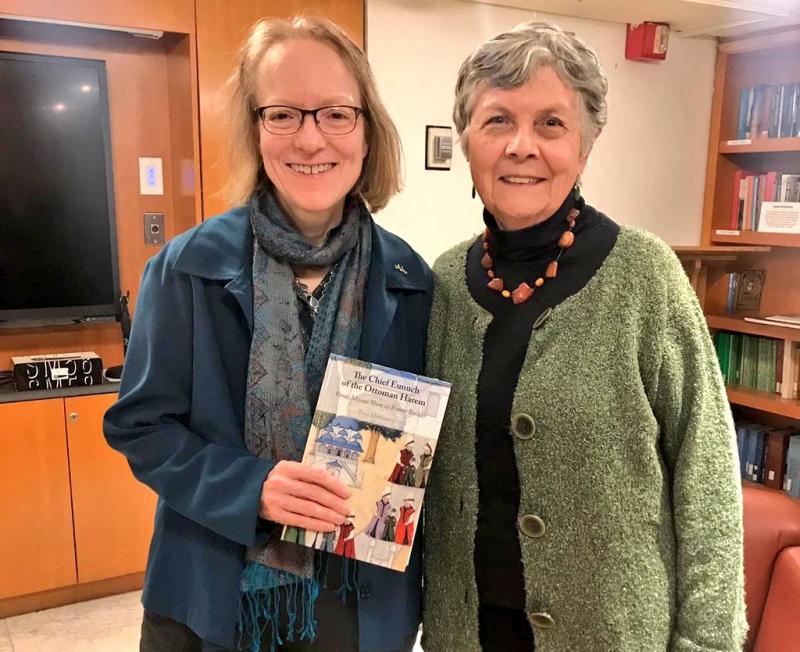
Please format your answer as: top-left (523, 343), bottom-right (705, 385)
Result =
top-left (683, 27), bottom-right (800, 430)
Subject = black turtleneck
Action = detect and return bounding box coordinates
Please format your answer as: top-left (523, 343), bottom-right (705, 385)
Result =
top-left (469, 193), bottom-right (620, 610)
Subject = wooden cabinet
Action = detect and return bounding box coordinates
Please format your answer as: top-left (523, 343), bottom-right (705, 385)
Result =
top-left (0, 392), bottom-right (155, 603)
top-left (0, 399), bottom-right (76, 599)
top-left (66, 393), bottom-right (156, 584)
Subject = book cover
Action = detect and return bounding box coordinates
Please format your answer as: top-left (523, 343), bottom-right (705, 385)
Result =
top-left (735, 422), bottom-right (750, 478)
top-left (785, 435), bottom-right (800, 498)
top-left (281, 354), bottom-right (451, 572)
top-left (734, 270), bottom-right (765, 312)
top-left (765, 315), bottom-right (800, 325)
top-left (764, 429), bottom-right (793, 490)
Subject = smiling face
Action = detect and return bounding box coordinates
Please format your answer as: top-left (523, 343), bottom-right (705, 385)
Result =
top-left (467, 65), bottom-right (589, 231)
top-left (256, 38), bottom-right (367, 238)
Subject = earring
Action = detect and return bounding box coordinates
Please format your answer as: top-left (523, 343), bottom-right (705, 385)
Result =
top-left (573, 184), bottom-right (580, 201)
top-left (471, 185), bottom-right (476, 199)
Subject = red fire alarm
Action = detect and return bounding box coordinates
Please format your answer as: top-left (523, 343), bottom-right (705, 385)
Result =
top-left (625, 22), bottom-right (670, 61)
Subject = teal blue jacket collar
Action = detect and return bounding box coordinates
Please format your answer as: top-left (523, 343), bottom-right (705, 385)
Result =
top-left (170, 205), bottom-right (429, 361)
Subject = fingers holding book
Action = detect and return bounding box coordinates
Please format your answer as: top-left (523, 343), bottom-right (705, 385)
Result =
top-left (260, 460), bottom-right (352, 532)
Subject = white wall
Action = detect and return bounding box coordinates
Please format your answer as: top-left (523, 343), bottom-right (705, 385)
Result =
top-left (366, 0), bottom-right (718, 264)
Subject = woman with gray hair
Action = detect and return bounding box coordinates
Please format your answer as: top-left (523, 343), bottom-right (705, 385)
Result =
top-left (105, 14), bottom-right (428, 652)
top-left (423, 22), bottom-right (746, 651)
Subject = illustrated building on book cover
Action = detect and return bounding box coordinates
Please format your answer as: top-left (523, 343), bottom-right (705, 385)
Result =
top-left (281, 354), bottom-right (451, 572)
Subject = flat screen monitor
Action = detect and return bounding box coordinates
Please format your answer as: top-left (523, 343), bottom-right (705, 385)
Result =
top-left (0, 51), bottom-right (120, 327)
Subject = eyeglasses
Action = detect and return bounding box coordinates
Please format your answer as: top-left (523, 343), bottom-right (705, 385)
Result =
top-left (254, 105), bottom-right (365, 135)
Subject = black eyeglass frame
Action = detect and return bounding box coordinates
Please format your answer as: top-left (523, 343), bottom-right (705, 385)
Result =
top-left (253, 104), bottom-right (366, 135)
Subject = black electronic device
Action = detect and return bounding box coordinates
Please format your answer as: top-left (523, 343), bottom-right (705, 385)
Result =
top-left (0, 51), bottom-right (120, 327)
top-left (104, 291), bottom-right (131, 383)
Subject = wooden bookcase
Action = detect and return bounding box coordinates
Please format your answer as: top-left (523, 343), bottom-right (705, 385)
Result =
top-left (677, 27), bottom-right (800, 499)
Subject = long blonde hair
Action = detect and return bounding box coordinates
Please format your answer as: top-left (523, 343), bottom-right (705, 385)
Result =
top-left (222, 15), bottom-right (402, 212)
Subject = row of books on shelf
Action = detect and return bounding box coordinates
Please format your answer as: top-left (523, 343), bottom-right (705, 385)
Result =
top-left (737, 422), bottom-right (800, 498)
top-left (728, 170), bottom-right (800, 231)
top-left (714, 330), bottom-right (800, 400)
top-left (735, 82), bottom-right (800, 141)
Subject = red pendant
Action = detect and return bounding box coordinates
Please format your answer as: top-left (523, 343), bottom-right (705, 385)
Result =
top-left (487, 277), bottom-right (504, 292)
top-left (512, 282), bottom-right (534, 304)
top-left (481, 252), bottom-right (493, 269)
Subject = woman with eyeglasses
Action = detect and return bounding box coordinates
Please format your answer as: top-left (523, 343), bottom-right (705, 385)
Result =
top-left (104, 15), bottom-right (429, 652)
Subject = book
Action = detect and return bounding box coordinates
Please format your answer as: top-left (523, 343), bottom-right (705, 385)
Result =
top-left (764, 429), bottom-right (793, 490)
top-left (744, 317), bottom-right (800, 331)
top-left (735, 422), bottom-right (751, 478)
top-left (764, 315), bottom-right (800, 325)
top-left (785, 435), bottom-right (800, 498)
top-left (281, 354), bottom-right (451, 571)
top-left (733, 270), bottom-right (765, 312)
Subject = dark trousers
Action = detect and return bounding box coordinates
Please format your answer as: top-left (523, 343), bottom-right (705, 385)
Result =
top-left (140, 589), bottom-right (416, 652)
top-left (478, 603), bottom-right (535, 652)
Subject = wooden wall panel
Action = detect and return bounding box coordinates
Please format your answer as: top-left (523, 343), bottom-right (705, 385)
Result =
top-left (0, 399), bottom-right (76, 599)
top-left (0, 19), bottom-right (198, 368)
top-left (0, 0), bottom-right (194, 35)
top-left (195, 0), bottom-right (365, 218)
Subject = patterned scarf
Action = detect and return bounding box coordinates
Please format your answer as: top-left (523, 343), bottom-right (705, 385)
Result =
top-left (239, 188), bottom-right (371, 650)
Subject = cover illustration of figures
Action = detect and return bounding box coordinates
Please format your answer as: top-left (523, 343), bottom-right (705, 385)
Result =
top-left (281, 354), bottom-right (451, 572)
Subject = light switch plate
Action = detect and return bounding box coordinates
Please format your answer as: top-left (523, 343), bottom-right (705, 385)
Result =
top-left (139, 157), bottom-right (164, 195)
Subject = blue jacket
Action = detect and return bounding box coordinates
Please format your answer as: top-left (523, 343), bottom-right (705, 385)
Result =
top-left (104, 206), bottom-right (432, 650)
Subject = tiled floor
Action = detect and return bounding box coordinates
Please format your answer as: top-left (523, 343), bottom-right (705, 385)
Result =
top-left (0, 592), bottom-right (141, 651)
top-left (0, 592), bottom-right (424, 651)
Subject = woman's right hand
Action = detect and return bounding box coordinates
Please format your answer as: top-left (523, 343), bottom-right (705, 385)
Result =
top-left (259, 461), bottom-right (351, 532)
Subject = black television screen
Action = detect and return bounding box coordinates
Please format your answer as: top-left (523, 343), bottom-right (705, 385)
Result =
top-left (0, 51), bottom-right (120, 327)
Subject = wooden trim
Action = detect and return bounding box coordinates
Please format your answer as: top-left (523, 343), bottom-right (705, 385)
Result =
top-left (718, 28), bottom-right (800, 54)
top-left (719, 137), bottom-right (800, 154)
top-left (673, 245), bottom-right (771, 257)
top-left (706, 314), bottom-right (800, 343)
top-left (700, 51), bottom-right (728, 247)
top-left (727, 386), bottom-right (800, 419)
top-left (0, 572), bottom-right (144, 618)
top-left (710, 231), bottom-right (800, 248)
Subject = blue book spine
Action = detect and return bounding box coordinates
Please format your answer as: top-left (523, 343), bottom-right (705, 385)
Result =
top-left (785, 436), bottom-right (800, 498)
top-left (737, 88), bottom-right (749, 140)
top-left (745, 426), bottom-right (759, 480)
top-left (736, 423), bottom-right (748, 477)
top-left (753, 429), bottom-right (766, 482)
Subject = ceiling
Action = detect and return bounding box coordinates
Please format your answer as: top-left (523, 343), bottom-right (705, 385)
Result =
top-left (465, 0), bottom-right (800, 38)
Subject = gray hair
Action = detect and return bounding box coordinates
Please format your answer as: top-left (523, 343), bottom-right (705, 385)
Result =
top-left (453, 22), bottom-right (608, 157)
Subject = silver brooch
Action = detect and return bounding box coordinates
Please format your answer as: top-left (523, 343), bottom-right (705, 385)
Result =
top-left (394, 263), bottom-right (408, 275)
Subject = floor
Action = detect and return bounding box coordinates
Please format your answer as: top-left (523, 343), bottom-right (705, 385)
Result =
top-left (0, 592), bottom-right (424, 651)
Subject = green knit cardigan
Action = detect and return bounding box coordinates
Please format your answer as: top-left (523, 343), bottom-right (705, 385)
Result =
top-left (422, 226), bottom-right (747, 652)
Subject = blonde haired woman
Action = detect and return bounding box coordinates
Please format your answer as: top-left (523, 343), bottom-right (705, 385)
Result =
top-left (105, 15), bottom-right (429, 652)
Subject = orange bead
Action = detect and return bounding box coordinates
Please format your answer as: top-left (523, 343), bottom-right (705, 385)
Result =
top-left (487, 277), bottom-right (504, 292)
top-left (487, 269), bottom-right (495, 279)
top-left (483, 241), bottom-right (490, 251)
top-left (546, 261), bottom-right (558, 278)
top-left (559, 231), bottom-right (575, 248)
top-left (511, 282), bottom-right (534, 304)
top-left (568, 208), bottom-right (580, 221)
top-left (535, 278), bottom-right (544, 287)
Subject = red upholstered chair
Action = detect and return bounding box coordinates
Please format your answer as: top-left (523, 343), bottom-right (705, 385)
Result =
top-left (743, 483), bottom-right (800, 651)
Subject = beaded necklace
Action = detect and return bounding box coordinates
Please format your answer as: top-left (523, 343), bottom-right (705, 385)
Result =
top-left (481, 207), bottom-right (580, 304)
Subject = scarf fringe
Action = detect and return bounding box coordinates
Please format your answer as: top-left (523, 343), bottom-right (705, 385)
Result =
top-left (239, 562), bottom-right (321, 652)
